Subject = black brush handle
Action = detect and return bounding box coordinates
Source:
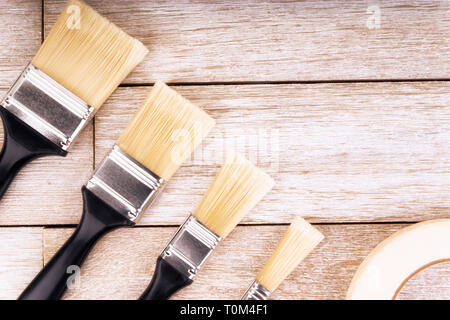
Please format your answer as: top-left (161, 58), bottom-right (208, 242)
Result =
top-left (139, 257), bottom-right (193, 300)
top-left (18, 187), bottom-right (133, 300)
top-left (0, 108), bottom-right (65, 199)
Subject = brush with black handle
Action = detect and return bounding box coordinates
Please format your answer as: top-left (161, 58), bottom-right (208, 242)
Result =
top-left (18, 81), bottom-right (215, 300)
top-left (139, 153), bottom-right (274, 300)
top-left (0, 0), bottom-right (148, 199)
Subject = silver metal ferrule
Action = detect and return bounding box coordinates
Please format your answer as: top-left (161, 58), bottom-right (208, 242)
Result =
top-left (0, 63), bottom-right (94, 150)
top-left (85, 145), bottom-right (164, 222)
top-left (161, 215), bottom-right (221, 279)
top-left (241, 280), bottom-right (271, 300)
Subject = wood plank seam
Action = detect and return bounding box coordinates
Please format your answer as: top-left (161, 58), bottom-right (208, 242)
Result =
top-left (118, 79), bottom-right (450, 87)
top-left (41, 0), bottom-right (44, 43)
top-left (41, 227), bottom-right (45, 268)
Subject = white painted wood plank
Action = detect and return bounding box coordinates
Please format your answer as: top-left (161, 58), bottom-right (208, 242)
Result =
top-left (43, 223), bottom-right (449, 300)
top-left (94, 83), bottom-right (450, 225)
top-left (0, 2), bottom-right (94, 226)
top-left (0, 227), bottom-right (43, 300)
top-left (44, 0), bottom-right (450, 83)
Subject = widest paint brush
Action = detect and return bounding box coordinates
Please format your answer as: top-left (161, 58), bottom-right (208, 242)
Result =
top-left (0, 0), bottom-right (147, 199)
top-left (18, 81), bottom-right (214, 300)
top-left (139, 153), bottom-right (274, 300)
top-left (241, 217), bottom-right (323, 300)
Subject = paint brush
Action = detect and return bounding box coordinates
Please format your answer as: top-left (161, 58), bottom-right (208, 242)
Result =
top-left (241, 217), bottom-right (323, 300)
top-left (18, 81), bottom-right (214, 300)
top-left (0, 0), bottom-right (148, 199)
top-left (139, 153), bottom-right (274, 300)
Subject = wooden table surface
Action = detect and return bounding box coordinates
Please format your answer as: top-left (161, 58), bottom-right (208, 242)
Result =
top-left (0, 0), bottom-right (449, 299)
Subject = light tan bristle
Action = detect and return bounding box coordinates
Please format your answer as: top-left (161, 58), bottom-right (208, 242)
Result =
top-left (256, 217), bottom-right (324, 292)
top-left (117, 81), bottom-right (215, 180)
top-left (193, 153), bottom-right (274, 238)
top-left (32, 0), bottom-right (148, 109)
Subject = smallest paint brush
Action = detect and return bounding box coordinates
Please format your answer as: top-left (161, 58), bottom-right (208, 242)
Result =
top-left (242, 217), bottom-right (323, 300)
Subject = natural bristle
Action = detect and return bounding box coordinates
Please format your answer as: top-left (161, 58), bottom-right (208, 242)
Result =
top-left (256, 217), bottom-right (323, 292)
top-left (193, 153), bottom-right (274, 238)
top-left (32, 0), bottom-right (148, 109)
top-left (117, 81), bottom-right (215, 180)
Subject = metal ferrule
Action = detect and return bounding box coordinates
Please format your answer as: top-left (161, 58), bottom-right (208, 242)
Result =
top-left (85, 145), bottom-right (164, 222)
top-left (161, 215), bottom-right (221, 279)
top-left (0, 63), bottom-right (94, 151)
top-left (241, 280), bottom-right (271, 300)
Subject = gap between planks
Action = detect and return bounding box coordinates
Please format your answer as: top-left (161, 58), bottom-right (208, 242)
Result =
top-left (1, 82), bottom-right (450, 225)
top-left (118, 79), bottom-right (450, 87)
top-left (0, 221), bottom-right (415, 229)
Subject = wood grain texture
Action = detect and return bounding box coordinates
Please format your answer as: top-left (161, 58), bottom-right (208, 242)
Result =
top-left (0, 0), bottom-right (448, 300)
top-left (0, 227), bottom-right (43, 300)
top-left (44, 0), bottom-right (450, 83)
top-left (0, 0), bottom-right (41, 87)
top-left (42, 223), bottom-right (449, 300)
top-left (396, 260), bottom-right (450, 300)
top-left (93, 83), bottom-right (450, 225)
top-left (0, 103), bottom-right (94, 225)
